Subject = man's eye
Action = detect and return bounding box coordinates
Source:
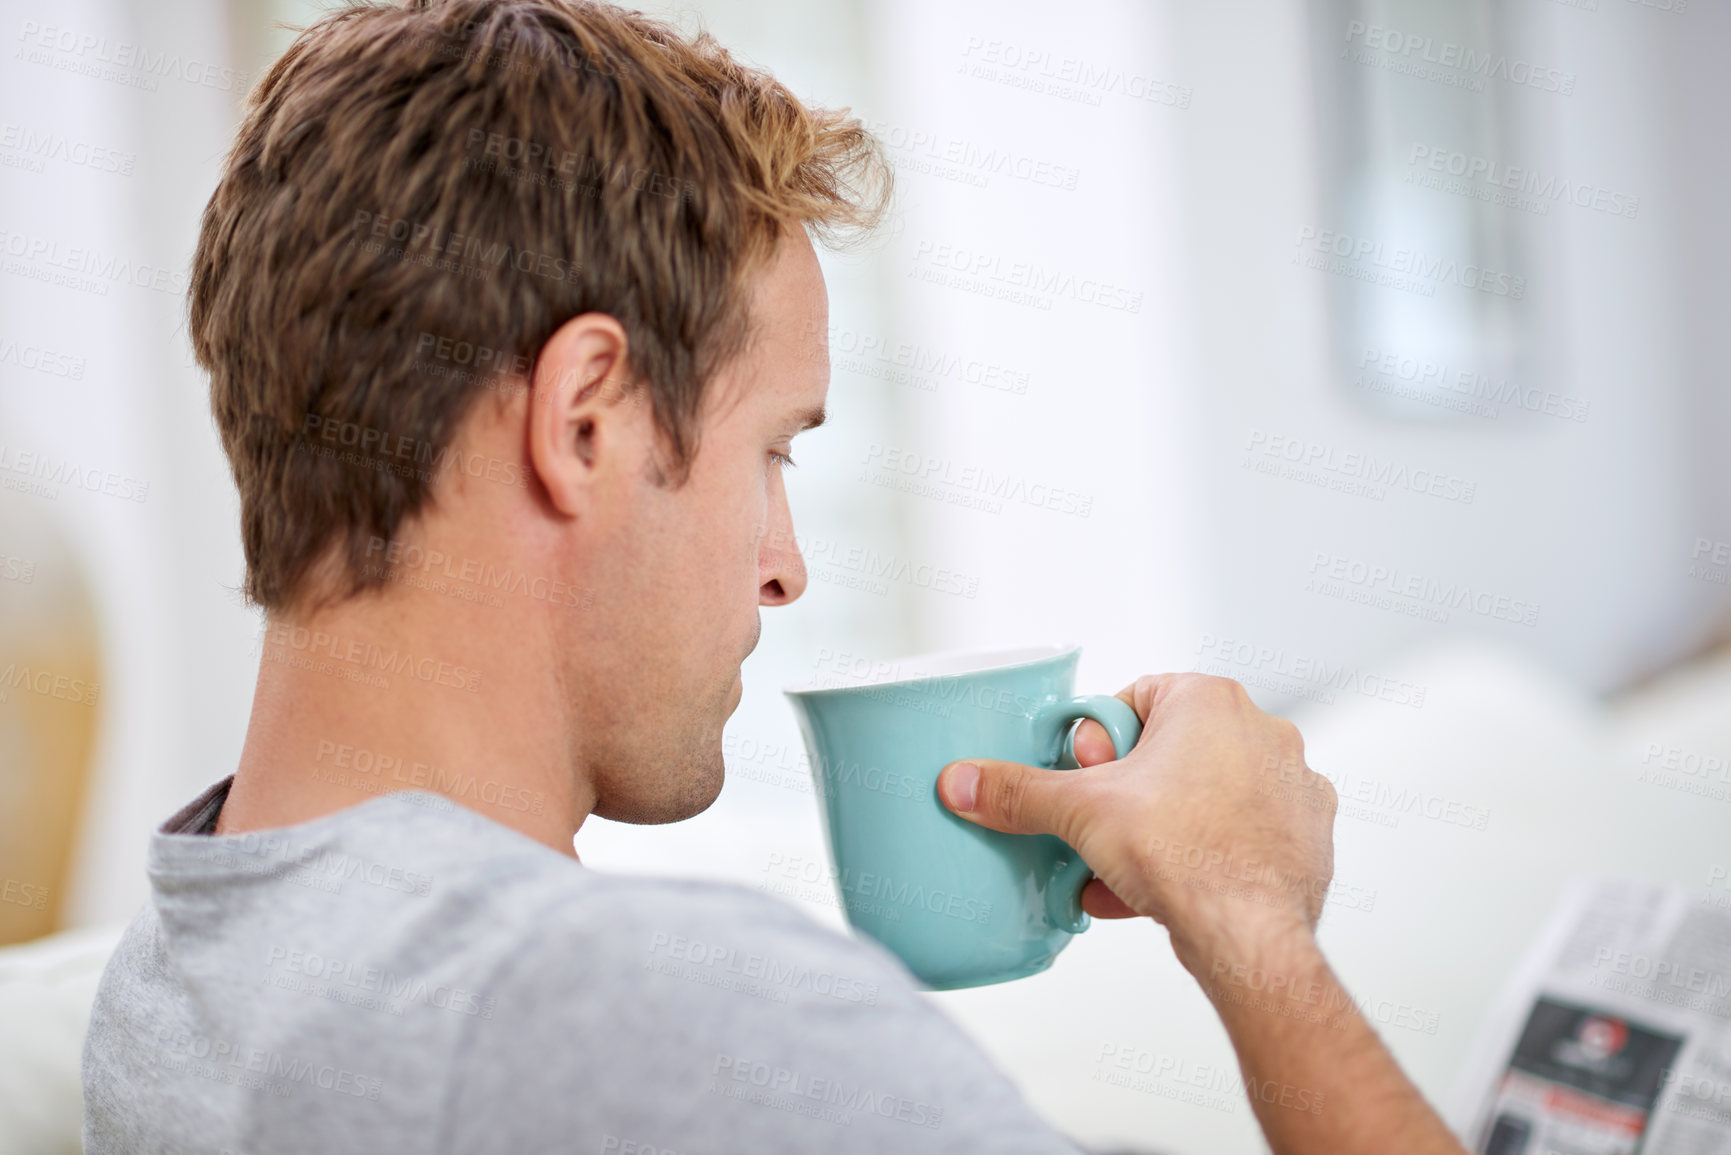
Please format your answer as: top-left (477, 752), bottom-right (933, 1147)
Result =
top-left (770, 450), bottom-right (797, 469)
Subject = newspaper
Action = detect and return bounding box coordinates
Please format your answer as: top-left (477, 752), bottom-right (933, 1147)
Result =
top-left (1452, 877), bottom-right (1731, 1154)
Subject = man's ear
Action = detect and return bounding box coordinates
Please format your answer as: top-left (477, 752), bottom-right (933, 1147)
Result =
top-left (527, 313), bottom-right (637, 517)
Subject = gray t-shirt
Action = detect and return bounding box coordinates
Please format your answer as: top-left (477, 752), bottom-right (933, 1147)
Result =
top-left (81, 777), bottom-right (1083, 1154)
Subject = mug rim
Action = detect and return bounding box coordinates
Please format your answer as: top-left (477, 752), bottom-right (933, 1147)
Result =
top-left (782, 641), bottom-right (1080, 694)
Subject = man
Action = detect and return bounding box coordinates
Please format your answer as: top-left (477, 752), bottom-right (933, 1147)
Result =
top-left (82, 1), bottom-right (1471, 1152)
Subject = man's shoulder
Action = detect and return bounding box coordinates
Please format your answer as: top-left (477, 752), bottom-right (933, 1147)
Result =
top-left (341, 795), bottom-right (918, 1001)
top-left (437, 859), bottom-right (1079, 1154)
top-left (489, 867), bottom-right (917, 1009)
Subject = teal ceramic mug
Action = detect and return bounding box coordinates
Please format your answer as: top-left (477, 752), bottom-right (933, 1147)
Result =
top-left (783, 643), bottom-right (1141, 990)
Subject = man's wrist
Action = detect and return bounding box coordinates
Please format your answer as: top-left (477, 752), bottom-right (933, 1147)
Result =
top-left (1169, 904), bottom-right (1321, 994)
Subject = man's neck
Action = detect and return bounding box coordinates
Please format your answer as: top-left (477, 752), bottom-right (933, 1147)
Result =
top-left (217, 586), bottom-right (596, 859)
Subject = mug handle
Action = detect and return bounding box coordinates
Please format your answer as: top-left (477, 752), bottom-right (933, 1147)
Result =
top-left (1030, 694), bottom-right (1143, 934)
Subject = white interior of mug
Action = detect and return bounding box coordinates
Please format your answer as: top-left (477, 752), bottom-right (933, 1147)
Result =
top-left (782, 641), bottom-right (1079, 693)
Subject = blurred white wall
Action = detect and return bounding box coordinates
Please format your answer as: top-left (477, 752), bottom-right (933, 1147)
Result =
top-left (0, 0), bottom-right (258, 930)
top-left (1166, 0), bottom-right (1731, 703)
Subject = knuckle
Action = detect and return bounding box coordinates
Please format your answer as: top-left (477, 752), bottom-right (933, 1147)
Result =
top-left (1133, 673), bottom-right (1163, 701)
top-left (1272, 716), bottom-right (1305, 752)
top-left (1213, 674), bottom-right (1253, 704)
top-left (1311, 772), bottom-right (1339, 818)
top-left (1176, 672), bottom-right (1241, 702)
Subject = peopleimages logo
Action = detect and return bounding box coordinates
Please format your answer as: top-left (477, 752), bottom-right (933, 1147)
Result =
top-left (861, 443), bottom-right (1094, 517)
top-left (1241, 429), bottom-right (1476, 505)
top-left (1636, 741), bottom-right (1731, 804)
top-left (1590, 947), bottom-right (1731, 997)
top-left (0, 224), bottom-right (187, 296)
top-left (0, 442), bottom-right (148, 503)
top-left (1407, 145), bottom-right (1639, 219)
top-left (1305, 551), bottom-right (1541, 628)
top-left (193, 833), bottom-right (434, 898)
top-left (910, 239), bottom-right (1144, 313)
top-left (828, 327), bottom-right (1030, 396)
top-left (363, 536), bottom-right (592, 610)
top-left (785, 533), bottom-right (982, 600)
top-left (1, 878), bottom-right (48, 911)
top-left (463, 129), bottom-right (697, 202)
top-left (15, 20), bottom-right (247, 93)
top-left (761, 852), bottom-right (993, 926)
top-left (0, 121), bottom-right (136, 175)
top-left (1193, 633), bottom-right (1426, 709)
top-left (0, 333), bottom-right (86, 379)
top-left (1341, 20), bottom-right (1576, 95)
top-left (863, 118), bottom-right (1081, 191)
top-left (349, 209), bottom-right (584, 286)
top-left (1294, 227), bottom-right (1525, 299)
top-left (645, 933), bottom-right (881, 1007)
top-left (0, 662), bottom-right (99, 707)
top-left (298, 413), bottom-right (530, 490)
top-left (710, 1053), bottom-right (944, 1130)
top-left (257, 621), bottom-right (482, 693)
top-left (1690, 537), bottom-right (1731, 587)
top-left (956, 37), bottom-right (1192, 109)
top-left (312, 739), bottom-right (546, 816)
top-left (263, 945), bottom-right (495, 1018)
top-left (152, 1026), bottom-right (383, 1101)
top-left (0, 553), bottom-right (36, 583)
top-left (1355, 347), bottom-right (1590, 423)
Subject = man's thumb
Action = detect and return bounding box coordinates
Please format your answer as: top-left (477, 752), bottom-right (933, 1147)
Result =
top-left (937, 759), bottom-right (1072, 837)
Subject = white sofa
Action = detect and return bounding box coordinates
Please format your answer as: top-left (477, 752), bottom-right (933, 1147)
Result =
top-left (0, 924), bottom-right (125, 1155)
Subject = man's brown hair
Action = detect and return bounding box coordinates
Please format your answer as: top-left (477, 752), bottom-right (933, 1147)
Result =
top-left (190, 0), bottom-right (889, 613)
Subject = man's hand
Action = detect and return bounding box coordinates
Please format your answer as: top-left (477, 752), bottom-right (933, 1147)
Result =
top-left (938, 673), bottom-right (1470, 1155)
top-left (937, 673), bottom-right (1337, 974)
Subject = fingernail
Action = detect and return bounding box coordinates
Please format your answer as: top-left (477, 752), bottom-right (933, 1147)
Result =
top-left (948, 762), bottom-right (980, 812)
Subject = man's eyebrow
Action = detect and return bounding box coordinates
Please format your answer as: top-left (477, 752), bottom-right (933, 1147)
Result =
top-left (786, 405), bottom-right (827, 434)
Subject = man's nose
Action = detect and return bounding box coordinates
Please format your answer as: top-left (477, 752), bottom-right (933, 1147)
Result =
top-left (759, 503), bottom-right (808, 607)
